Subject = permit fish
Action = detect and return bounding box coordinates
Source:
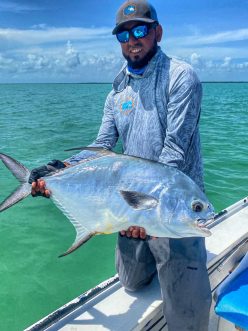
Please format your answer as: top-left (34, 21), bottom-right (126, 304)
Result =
top-left (0, 148), bottom-right (214, 257)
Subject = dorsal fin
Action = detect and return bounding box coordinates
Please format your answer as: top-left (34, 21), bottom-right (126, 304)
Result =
top-left (65, 146), bottom-right (116, 156)
top-left (64, 147), bottom-right (117, 166)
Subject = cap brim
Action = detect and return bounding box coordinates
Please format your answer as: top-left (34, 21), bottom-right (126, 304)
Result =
top-left (112, 18), bottom-right (156, 35)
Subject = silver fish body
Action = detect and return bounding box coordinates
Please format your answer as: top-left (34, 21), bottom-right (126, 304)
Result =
top-left (0, 149), bottom-right (214, 256)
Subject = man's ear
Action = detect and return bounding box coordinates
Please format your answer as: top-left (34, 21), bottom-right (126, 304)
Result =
top-left (155, 24), bottom-right (163, 42)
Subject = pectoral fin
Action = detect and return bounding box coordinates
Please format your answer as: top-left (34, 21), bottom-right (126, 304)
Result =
top-left (120, 190), bottom-right (158, 210)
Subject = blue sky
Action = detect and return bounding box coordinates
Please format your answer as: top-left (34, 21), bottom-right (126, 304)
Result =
top-left (0, 0), bottom-right (248, 83)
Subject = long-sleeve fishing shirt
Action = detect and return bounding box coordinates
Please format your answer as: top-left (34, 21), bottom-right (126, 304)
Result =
top-left (67, 47), bottom-right (204, 190)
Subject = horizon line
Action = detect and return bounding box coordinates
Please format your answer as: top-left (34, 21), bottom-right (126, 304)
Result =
top-left (0, 81), bottom-right (248, 84)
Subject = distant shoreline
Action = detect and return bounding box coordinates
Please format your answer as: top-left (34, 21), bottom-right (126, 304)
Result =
top-left (202, 81), bottom-right (248, 83)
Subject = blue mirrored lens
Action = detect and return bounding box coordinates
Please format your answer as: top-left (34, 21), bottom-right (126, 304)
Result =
top-left (132, 25), bottom-right (148, 39)
top-left (117, 30), bottom-right (129, 43)
top-left (116, 25), bottom-right (149, 43)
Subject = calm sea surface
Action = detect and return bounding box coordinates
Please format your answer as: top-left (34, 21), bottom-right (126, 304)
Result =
top-left (0, 83), bottom-right (247, 330)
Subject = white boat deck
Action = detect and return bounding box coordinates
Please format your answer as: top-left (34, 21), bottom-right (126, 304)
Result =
top-left (26, 197), bottom-right (248, 331)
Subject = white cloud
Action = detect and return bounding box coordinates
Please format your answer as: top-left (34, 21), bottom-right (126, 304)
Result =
top-left (31, 24), bottom-right (49, 30)
top-left (190, 53), bottom-right (202, 68)
top-left (162, 46), bottom-right (248, 81)
top-left (237, 62), bottom-right (248, 69)
top-left (0, 53), bottom-right (16, 72)
top-left (21, 54), bottom-right (51, 72)
top-left (0, 39), bottom-right (123, 83)
top-left (65, 41), bottom-right (80, 68)
top-left (221, 56), bottom-right (232, 68)
top-left (0, 25), bottom-right (122, 82)
top-left (0, 26), bottom-right (113, 50)
top-left (0, 25), bottom-right (248, 82)
top-left (167, 28), bottom-right (248, 46)
top-left (195, 28), bottom-right (248, 45)
top-left (0, 1), bottom-right (43, 12)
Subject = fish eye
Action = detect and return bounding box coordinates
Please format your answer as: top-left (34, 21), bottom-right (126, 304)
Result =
top-left (191, 200), bottom-right (204, 212)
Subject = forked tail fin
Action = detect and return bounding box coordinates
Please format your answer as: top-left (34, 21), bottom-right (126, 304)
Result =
top-left (0, 153), bottom-right (31, 212)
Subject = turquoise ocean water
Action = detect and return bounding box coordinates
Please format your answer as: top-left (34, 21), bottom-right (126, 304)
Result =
top-left (0, 83), bottom-right (247, 330)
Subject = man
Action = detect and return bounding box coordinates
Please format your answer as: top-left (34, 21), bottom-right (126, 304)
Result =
top-left (30, 1), bottom-right (212, 330)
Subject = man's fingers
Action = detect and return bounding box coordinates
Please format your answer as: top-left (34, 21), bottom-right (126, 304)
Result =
top-left (132, 228), bottom-right (139, 238)
top-left (31, 189), bottom-right (36, 196)
top-left (120, 226), bottom-right (147, 239)
top-left (31, 181), bottom-right (38, 196)
top-left (37, 179), bottom-right (46, 190)
top-left (139, 227), bottom-right (146, 239)
top-left (44, 189), bottom-right (50, 198)
top-left (30, 179), bottom-right (50, 198)
top-left (126, 229), bottom-right (132, 237)
top-left (35, 185), bottom-right (40, 192)
top-left (128, 226), bottom-right (147, 239)
top-left (38, 180), bottom-right (45, 194)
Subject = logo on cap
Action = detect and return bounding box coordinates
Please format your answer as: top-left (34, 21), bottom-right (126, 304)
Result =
top-left (123, 4), bottom-right (136, 16)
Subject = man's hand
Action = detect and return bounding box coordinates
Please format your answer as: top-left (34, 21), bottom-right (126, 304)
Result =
top-left (120, 226), bottom-right (147, 239)
top-left (29, 159), bottom-right (67, 198)
top-left (120, 226), bottom-right (157, 239)
top-left (31, 179), bottom-right (51, 198)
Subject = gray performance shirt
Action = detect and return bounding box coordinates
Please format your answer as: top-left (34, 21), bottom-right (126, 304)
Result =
top-left (67, 48), bottom-right (204, 190)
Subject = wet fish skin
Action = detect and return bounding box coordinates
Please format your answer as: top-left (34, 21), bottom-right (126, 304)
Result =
top-left (0, 149), bottom-right (214, 256)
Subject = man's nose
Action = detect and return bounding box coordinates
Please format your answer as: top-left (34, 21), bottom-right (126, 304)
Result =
top-left (128, 34), bottom-right (139, 45)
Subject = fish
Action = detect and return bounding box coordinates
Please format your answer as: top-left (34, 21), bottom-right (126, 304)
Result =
top-left (0, 148), bottom-right (215, 257)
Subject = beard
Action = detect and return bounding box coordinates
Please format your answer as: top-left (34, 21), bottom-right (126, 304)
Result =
top-left (123, 41), bottom-right (158, 69)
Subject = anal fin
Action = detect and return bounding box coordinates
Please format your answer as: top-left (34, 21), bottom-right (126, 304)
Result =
top-left (50, 196), bottom-right (95, 257)
top-left (59, 232), bottom-right (94, 258)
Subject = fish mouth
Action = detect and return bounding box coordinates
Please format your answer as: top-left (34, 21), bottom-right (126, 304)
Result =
top-left (194, 218), bottom-right (214, 236)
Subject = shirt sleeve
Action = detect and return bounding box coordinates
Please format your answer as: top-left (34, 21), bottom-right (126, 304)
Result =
top-left (65, 92), bottom-right (119, 164)
top-left (158, 66), bottom-right (202, 170)
top-left (91, 91), bottom-right (119, 149)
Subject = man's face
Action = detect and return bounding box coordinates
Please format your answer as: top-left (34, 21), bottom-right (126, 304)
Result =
top-left (118, 21), bottom-right (162, 69)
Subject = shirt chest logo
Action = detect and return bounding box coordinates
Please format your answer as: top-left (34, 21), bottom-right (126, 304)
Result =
top-left (120, 98), bottom-right (135, 115)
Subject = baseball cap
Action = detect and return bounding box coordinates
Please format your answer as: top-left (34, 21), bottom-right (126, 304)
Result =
top-left (112, 0), bottom-right (158, 35)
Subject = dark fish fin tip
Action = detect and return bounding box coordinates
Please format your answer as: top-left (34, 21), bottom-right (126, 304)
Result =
top-left (58, 232), bottom-right (94, 258)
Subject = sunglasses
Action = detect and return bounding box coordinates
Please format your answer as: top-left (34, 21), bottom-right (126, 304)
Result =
top-left (116, 23), bottom-right (158, 43)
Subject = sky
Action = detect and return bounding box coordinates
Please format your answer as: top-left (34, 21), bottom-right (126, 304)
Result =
top-left (0, 0), bottom-right (248, 83)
